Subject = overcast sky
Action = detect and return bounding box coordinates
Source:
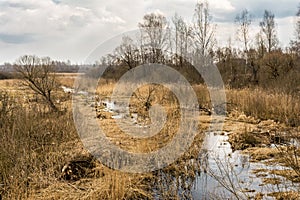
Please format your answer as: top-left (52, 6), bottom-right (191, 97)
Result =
top-left (0, 0), bottom-right (299, 64)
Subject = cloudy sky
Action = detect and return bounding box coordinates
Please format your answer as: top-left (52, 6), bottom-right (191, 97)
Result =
top-left (0, 0), bottom-right (299, 64)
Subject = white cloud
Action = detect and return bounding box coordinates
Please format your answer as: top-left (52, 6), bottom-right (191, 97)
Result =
top-left (1, 1), bottom-right (88, 34)
top-left (277, 16), bottom-right (296, 45)
top-left (210, 0), bottom-right (235, 12)
top-left (0, 0), bottom-right (136, 63)
top-left (0, 0), bottom-right (298, 64)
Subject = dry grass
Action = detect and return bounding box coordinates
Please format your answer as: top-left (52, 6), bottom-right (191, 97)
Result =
top-left (0, 91), bottom-right (153, 199)
top-left (28, 168), bottom-right (152, 200)
top-left (271, 169), bottom-right (300, 183)
top-left (1, 75), bottom-right (299, 199)
top-left (0, 79), bottom-right (19, 88)
top-left (0, 79), bottom-right (205, 199)
top-left (0, 106), bottom-right (77, 199)
top-left (268, 191), bottom-right (300, 200)
top-left (96, 84), bottom-right (183, 153)
top-left (227, 87), bottom-right (300, 126)
top-left (96, 79), bottom-right (118, 97)
top-left (243, 147), bottom-right (280, 162)
top-left (262, 177), bottom-right (282, 185)
top-left (56, 73), bottom-right (85, 88)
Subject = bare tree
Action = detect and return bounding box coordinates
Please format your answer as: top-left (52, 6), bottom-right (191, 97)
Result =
top-left (262, 50), bottom-right (294, 80)
top-left (14, 55), bottom-right (59, 111)
top-left (172, 13), bottom-right (192, 67)
top-left (247, 49), bottom-right (261, 85)
top-left (259, 10), bottom-right (278, 52)
top-left (138, 13), bottom-right (170, 63)
top-left (255, 32), bottom-right (267, 57)
top-left (192, 1), bottom-right (216, 56)
top-left (114, 36), bottom-right (139, 69)
top-left (235, 9), bottom-right (252, 53)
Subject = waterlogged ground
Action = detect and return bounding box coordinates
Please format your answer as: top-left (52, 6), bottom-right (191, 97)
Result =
top-left (64, 83), bottom-right (300, 199)
top-left (1, 78), bottom-right (299, 199)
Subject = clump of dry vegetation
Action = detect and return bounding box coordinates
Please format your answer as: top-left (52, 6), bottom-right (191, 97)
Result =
top-left (227, 88), bottom-right (300, 127)
top-left (243, 147), bottom-right (280, 161)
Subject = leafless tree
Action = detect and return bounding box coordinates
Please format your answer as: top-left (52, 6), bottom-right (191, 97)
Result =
top-left (14, 55), bottom-right (59, 111)
top-left (255, 32), bottom-right (267, 57)
top-left (262, 50), bottom-right (294, 80)
top-left (138, 13), bottom-right (170, 63)
top-left (247, 49), bottom-right (261, 84)
top-left (192, 1), bottom-right (216, 56)
top-left (259, 10), bottom-right (278, 52)
top-left (235, 9), bottom-right (252, 53)
top-left (172, 13), bottom-right (193, 67)
top-left (114, 36), bottom-right (139, 69)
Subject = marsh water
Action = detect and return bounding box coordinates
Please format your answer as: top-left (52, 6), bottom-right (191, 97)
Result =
top-left (96, 98), bottom-right (297, 199)
top-left (70, 90), bottom-right (298, 199)
top-left (193, 131), bottom-right (298, 199)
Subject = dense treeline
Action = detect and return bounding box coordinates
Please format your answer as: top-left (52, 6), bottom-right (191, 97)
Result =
top-left (95, 1), bottom-right (300, 94)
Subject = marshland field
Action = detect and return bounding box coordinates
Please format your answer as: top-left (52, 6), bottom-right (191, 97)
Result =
top-left (1, 1), bottom-right (300, 199)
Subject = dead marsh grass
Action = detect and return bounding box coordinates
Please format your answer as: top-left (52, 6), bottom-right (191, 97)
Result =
top-left (243, 147), bottom-right (281, 162)
top-left (227, 87), bottom-right (300, 127)
top-left (96, 84), bottom-right (183, 153)
top-left (0, 97), bottom-right (153, 199)
top-left (0, 79), bottom-right (206, 199)
top-left (268, 191), bottom-right (300, 200)
top-left (1, 76), bottom-right (300, 199)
